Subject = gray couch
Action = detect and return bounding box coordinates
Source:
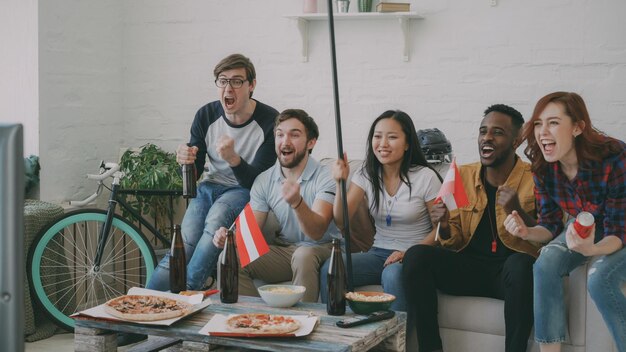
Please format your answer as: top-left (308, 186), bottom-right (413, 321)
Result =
top-left (241, 158), bottom-right (620, 352)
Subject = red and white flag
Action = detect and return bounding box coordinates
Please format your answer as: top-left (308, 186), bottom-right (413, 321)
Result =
top-left (435, 158), bottom-right (469, 210)
top-left (234, 203), bottom-right (270, 268)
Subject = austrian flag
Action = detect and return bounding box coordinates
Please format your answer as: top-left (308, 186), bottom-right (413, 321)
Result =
top-left (234, 204), bottom-right (270, 267)
top-left (435, 158), bottom-right (469, 210)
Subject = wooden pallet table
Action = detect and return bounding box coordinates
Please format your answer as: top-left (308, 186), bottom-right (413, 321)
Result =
top-left (73, 296), bottom-right (406, 352)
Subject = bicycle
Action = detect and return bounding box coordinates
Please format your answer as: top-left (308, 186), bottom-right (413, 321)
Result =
top-left (27, 161), bottom-right (181, 331)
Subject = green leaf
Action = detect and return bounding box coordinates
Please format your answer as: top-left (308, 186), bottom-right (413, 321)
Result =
top-left (118, 143), bottom-right (182, 236)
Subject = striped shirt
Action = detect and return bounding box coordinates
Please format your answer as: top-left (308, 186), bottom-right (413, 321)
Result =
top-left (534, 140), bottom-right (626, 244)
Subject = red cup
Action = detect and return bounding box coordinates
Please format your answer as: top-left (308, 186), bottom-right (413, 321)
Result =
top-left (573, 212), bottom-right (594, 238)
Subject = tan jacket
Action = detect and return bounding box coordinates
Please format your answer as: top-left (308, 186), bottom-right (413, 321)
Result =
top-left (439, 158), bottom-right (542, 257)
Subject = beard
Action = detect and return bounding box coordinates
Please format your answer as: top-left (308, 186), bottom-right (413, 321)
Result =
top-left (279, 148), bottom-right (308, 169)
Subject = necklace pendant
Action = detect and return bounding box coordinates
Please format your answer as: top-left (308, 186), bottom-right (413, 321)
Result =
top-left (386, 214), bottom-right (392, 226)
top-left (491, 240), bottom-right (497, 253)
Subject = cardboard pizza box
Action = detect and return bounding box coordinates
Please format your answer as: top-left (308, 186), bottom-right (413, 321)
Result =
top-left (199, 314), bottom-right (319, 337)
top-left (71, 287), bottom-right (212, 326)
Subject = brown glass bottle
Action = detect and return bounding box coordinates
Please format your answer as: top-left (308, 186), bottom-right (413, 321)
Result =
top-left (182, 144), bottom-right (197, 198)
top-left (327, 238), bottom-right (346, 315)
top-left (220, 229), bottom-right (238, 303)
top-left (169, 224), bottom-right (186, 294)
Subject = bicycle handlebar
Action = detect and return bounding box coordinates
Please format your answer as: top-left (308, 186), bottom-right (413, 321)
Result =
top-left (69, 162), bottom-right (121, 207)
top-left (69, 191), bottom-right (100, 207)
top-left (86, 162), bottom-right (120, 181)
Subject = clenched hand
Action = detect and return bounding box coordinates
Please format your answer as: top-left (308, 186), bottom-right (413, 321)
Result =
top-left (497, 185), bottom-right (522, 214)
top-left (215, 135), bottom-right (240, 166)
top-left (176, 144), bottom-right (198, 165)
top-left (282, 179), bottom-right (302, 208)
top-left (213, 227), bottom-right (228, 249)
top-left (430, 202), bottom-right (449, 225)
top-left (503, 210), bottom-right (529, 239)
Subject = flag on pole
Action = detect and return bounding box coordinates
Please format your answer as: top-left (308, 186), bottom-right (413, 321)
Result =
top-left (234, 203), bottom-right (269, 267)
top-left (435, 158), bottom-right (469, 210)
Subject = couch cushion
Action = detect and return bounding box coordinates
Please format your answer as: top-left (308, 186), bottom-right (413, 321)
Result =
top-left (438, 294), bottom-right (506, 336)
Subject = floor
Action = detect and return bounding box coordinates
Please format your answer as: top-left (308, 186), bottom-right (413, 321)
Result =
top-left (25, 333), bottom-right (75, 352)
top-left (25, 333), bottom-right (173, 352)
top-left (25, 332), bottom-right (250, 351)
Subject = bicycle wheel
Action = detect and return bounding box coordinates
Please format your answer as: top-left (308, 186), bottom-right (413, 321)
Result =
top-left (27, 209), bottom-right (156, 330)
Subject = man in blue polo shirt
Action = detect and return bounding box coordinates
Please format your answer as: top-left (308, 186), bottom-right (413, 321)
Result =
top-left (213, 109), bottom-right (339, 302)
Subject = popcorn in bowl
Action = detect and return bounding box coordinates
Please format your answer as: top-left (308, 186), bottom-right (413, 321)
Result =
top-left (257, 285), bottom-right (306, 308)
top-left (264, 286), bottom-right (304, 294)
top-left (346, 291), bottom-right (395, 302)
top-left (345, 291), bottom-right (396, 314)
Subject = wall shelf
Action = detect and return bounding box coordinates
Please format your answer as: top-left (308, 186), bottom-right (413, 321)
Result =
top-left (285, 12), bottom-right (424, 62)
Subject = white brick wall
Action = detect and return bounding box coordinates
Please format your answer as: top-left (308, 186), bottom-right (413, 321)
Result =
top-left (39, 0), bottom-right (626, 202)
top-left (0, 0), bottom-right (38, 156)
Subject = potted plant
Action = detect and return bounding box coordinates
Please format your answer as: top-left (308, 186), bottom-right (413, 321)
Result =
top-left (118, 143), bottom-right (183, 237)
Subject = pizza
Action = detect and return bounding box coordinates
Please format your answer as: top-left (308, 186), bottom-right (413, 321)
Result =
top-left (104, 295), bottom-right (191, 321)
top-left (179, 290), bottom-right (203, 296)
top-left (226, 313), bottom-right (301, 334)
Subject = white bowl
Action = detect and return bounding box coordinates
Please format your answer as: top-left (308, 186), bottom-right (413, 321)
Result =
top-left (257, 284), bottom-right (306, 308)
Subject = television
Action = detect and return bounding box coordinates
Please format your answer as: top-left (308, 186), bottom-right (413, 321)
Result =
top-left (0, 124), bottom-right (25, 352)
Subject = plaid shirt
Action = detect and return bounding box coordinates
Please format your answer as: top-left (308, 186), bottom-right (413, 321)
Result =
top-left (534, 140), bottom-right (626, 244)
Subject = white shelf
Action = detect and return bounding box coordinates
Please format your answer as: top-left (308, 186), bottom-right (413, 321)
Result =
top-left (285, 12), bottom-right (424, 62)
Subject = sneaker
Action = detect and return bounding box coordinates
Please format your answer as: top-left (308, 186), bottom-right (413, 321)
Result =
top-left (202, 273), bottom-right (216, 290)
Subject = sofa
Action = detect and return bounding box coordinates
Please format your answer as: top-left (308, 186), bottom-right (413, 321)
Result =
top-left (240, 157), bottom-right (621, 352)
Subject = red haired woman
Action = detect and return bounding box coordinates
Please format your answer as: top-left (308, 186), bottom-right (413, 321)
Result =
top-left (504, 92), bottom-right (625, 351)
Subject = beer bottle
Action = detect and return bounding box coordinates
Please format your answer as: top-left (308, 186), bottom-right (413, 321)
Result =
top-left (169, 224), bottom-right (186, 293)
top-left (220, 229), bottom-right (238, 303)
top-left (327, 238), bottom-right (346, 315)
top-left (182, 143), bottom-right (197, 198)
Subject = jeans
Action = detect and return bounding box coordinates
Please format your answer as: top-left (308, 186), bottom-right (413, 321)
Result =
top-left (534, 228), bottom-right (626, 351)
top-left (319, 247), bottom-right (407, 311)
top-left (403, 244), bottom-right (535, 352)
top-left (146, 181), bottom-right (250, 291)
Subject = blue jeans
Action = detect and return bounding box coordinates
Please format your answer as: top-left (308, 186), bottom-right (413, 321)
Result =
top-left (146, 181), bottom-right (250, 291)
top-left (320, 247), bottom-right (407, 311)
top-left (534, 227), bottom-right (626, 350)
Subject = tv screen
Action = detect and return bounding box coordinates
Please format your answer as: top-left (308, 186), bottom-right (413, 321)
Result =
top-left (0, 124), bottom-right (25, 352)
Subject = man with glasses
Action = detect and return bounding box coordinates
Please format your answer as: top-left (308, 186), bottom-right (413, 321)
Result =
top-left (146, 53), bottom-right (278, 293)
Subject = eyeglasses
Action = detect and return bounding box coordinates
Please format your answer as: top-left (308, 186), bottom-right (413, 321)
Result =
top-left (215, 78), bottom-right (247, 89)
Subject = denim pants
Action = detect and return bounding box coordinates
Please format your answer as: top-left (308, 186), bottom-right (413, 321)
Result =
top-left (146, 181), bottom-right (250, 291)
top-left (534, 228), bottom-right (626, 351)
top-left (319, 247), bottom-right (407, 311)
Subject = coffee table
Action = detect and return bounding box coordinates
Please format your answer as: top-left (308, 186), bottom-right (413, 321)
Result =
top-left (73, 296), bottom-right (406, 352)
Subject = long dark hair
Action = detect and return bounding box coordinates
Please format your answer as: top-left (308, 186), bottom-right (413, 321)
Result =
top-left (364, 110), bottom-right (442, 212)
top-left (523, 92), bottom-right (623, 177)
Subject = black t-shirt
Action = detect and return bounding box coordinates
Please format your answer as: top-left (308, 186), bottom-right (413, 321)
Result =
top-left (464, 179), bottom-right (515, 261)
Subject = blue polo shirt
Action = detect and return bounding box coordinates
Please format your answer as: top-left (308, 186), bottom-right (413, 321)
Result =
top-left (250, 157), bottom-right (339, 246)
